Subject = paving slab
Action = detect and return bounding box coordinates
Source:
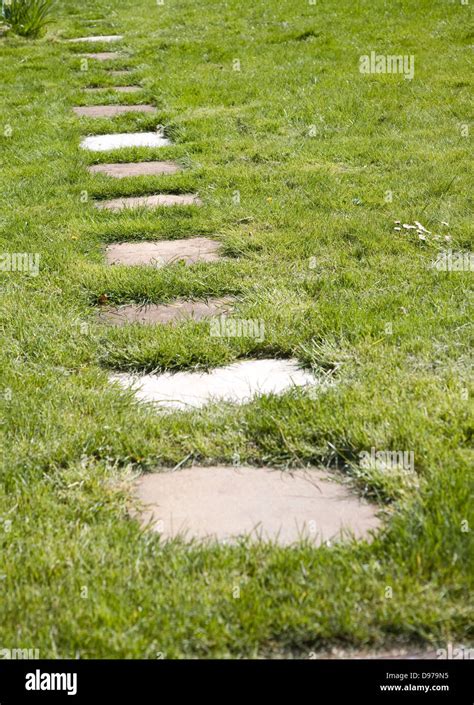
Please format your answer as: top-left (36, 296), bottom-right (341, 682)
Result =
top-left (99, 298), bottom-right (234, 326)
top-left (111, 358), bottom-right (317, 410)
top-left (105, 238), bottom-right (220, 267)
top-left (95, 193), bottom-right (201, 210)
top-left (88, 161), bottom-right (180, 177)
top-left (134, 466), bottom-right (380, 545)
top-left (79, 52), bottom-right (121, 61)
top-left (69, 35), bottom-right (123, 43)
top-left (73, 104), bottom-right (156, 117)
top-left (80, 131), bottom-right (170, 151)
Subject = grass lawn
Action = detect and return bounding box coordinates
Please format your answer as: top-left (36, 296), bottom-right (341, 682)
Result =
top-left (0, 0), bottom-right (472, 657)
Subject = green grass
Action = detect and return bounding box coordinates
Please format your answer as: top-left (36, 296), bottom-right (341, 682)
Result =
top-left (0, 0), bottom-right (472, 657)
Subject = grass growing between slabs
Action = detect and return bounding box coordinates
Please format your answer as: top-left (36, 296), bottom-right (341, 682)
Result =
top-left (0, 0), bottom-right (472, 656)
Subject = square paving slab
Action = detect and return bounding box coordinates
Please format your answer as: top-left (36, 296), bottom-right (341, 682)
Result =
top-left (69, 35), bottom-right (123, 42)
top-left (73, 105), bottom-right (156, 117)
top-left (88, 161), bottom-right (180, 177)
top-left (134, 466), bottom-right (380, 545)
top-left (80, 131), bottom-right (170, 151)
top-left (99, 298), bottom-right (234, 326)
top-left (111, 358), bottom-right (317, 410)
top-left (79, 52), bottom-right (121, 61)
top-left (95, 194), bottom-right (201, 210)
top-left (105, 238), bottom-right (221, 267)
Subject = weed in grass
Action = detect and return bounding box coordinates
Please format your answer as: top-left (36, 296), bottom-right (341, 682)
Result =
top-left (2, 0), bottom-right (55, 38)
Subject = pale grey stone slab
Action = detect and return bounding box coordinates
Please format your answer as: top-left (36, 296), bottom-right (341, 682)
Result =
top-left (88, 161), bottom-right (180, 177)
top-left (68, 35), bottom-right (123, 42)
top-left (80, 131), bottom-right (170, 151)
top-left (134, 466), bottom-right (380, 545)
top-left (111, 358), bottom-right (317, 410)
top-left (79, 52), bottom-right (121, 61)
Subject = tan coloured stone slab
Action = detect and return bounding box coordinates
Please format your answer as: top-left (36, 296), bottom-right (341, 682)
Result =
top-left (95, 194), bottom-right (201, 210)
top-left (99, 298), bottom-right (234, 326)
top-left (105, 238), bottom-right (220, 267)
top-left (111, 358), bottom-right (317, 410)
top-left (88, 161), bottom-right (180, 177)
top-left (79, 52), bottom-right (121, 61)
top-left (69, 35), bottom-right (123, 43)
top-left (134, 466), bottom-right (380, 545)
top-left (73, 104), bottom-right (156, 117)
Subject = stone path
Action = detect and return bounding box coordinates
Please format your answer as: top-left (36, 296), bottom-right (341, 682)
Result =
top-left (80, 131), bottom-right (170, 151)
top-left (99, 298), bottom-right (234, 326)
top-left (110, 359), bottom-right (317, 410)
top-left (69, 35), bottom-right (124, 43)
top-left (135, 466), bottom-right (380, 545)
top-left (73, 105), bottom-right (156, 117)
top-left (70, 23), bottom-right (381, 549)
top-left (95, 194), bottom-right (201, 210)
top-left (88, 161), bottom-right (180, 177)
top-left (105, 238), bottom-right (221, 266)
top-left (79, 52), bottom-right (121, 61)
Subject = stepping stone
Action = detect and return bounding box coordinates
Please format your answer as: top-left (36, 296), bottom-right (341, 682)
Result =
top-left (69, 35), bottom-right (123, 43)
top-left (134, 466), bottom-right (380, 545)
top-left (99, 298), bottom-right (234, 326)
top-left (88, 161), bottom-right (180, 178)
top-left (80, 131), bottom-right (170, 152)
top-left (105, 238), bottom-right (220, 267)
top-left (83, 86), bottom-right (142, 94)
top-left (111, 358), bottom-right (316, 410)
top-left (79, 52), bottom-right (121, 61)
top-left (95, 194), bottom-right (200, 210)
top-left (73, 105), bottom-right (156, 117)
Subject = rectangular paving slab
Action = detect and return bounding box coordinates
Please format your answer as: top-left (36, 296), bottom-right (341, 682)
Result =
top-left (69, 35), bottom-right (123, 42)
top-left (99, 298), bottom-right (234, 326)
top-left (110, 358), bottom-right (317, 410)
top-left (88, 161), bottom-right (180, 177)
top-left (95, 194), bottom-right (201, 210)
top-left (105, 238), bottom-right (221, 267)
top-left (79, 52), bottom-right (121, 61)
top-left (80, 131), bottom-right (170, 151)
top-left (73, 105), bottom-right (156, 117)
top-left (134, 466), bottom-right (380, 545)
